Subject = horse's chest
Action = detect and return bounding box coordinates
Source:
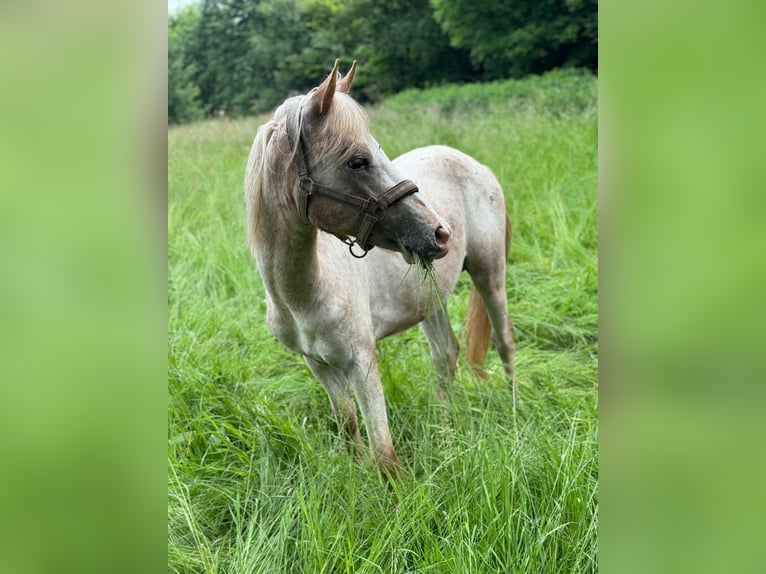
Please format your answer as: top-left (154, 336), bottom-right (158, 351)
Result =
top-left (266, 299), bottom-right (354, 363)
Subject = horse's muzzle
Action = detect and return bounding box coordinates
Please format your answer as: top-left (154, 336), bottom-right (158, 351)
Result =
top-left (433, 224), bottom-right (451, 259)
top-left (399, 222), bottom-right (451, 264)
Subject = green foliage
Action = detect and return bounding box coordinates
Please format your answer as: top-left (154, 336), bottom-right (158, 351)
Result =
top-left (385, 68), bottom-right (597, 117)
top-left (168, 7), bottom-right (204, 124)
top-left (315, 0), bottom-right (473, 101)
top-left (177, 0), bottom-right (311, 117)
top-left (168, 74), bottom-right (597, 572)
top-left (430, 0), bottom-right (597, 78)
top-left (187, 0), bottom-right (261, 116)
top-left (167, 0), bottom-right (597, 123)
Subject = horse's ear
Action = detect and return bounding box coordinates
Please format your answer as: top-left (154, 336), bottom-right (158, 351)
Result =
top-left (310, 59), bottom-right (339, 117)
top-left (337, 61), bottom-right (357, 94)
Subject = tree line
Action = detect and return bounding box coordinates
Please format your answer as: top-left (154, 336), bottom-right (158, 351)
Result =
top-left (169, 0), bottom-right (597, 124)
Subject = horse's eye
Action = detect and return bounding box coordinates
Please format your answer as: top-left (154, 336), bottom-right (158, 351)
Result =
top-left (347, 156), bottom-right (369, 170)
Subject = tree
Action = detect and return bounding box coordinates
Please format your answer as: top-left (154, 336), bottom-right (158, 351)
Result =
top-left (430, 0), bottom-right (597, 78)
top-left (186, 0), bottom-right (327, 116)
top-left (168, 7), bottom-right (203, 124)
top-left (167, 0), bottom-right (597, 124)
top-left (185, 0), bottom-right (259, 117)
top-left (311, 0), bottom-right (472, 101)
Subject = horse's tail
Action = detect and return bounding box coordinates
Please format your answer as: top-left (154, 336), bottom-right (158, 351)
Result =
top-left (465, 213), bottom-right (511, 377)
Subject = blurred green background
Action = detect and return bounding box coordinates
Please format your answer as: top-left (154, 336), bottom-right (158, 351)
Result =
top-left (601, 0), bottom-right (766, 572)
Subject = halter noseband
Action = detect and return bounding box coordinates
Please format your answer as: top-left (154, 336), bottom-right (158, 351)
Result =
top-left (285, 108), bottom-right (418, 258)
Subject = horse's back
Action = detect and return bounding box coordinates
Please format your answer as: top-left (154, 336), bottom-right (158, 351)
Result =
top-left (394, 145), bottom-right (507, 267)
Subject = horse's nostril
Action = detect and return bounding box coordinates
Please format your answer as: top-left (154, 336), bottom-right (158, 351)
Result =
top-left (435, 225), bottom-right (451, 247)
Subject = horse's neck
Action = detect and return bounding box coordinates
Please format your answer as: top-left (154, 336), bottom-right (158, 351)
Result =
top-left (255, 182), bottom-right (323, 311)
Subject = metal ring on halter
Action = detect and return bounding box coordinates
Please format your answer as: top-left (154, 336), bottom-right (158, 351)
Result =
top-left (342, 237), bottom-right (369, 259)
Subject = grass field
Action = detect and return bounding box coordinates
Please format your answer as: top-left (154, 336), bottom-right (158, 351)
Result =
top-left (168, 70), bottom-right (598, 573)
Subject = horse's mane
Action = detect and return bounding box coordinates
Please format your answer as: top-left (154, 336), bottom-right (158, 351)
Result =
top-left (245, 92), bottom-right (369, 254)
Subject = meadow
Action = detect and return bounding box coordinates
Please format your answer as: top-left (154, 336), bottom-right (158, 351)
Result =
top-left (168, 70), bottom-right (598, 573)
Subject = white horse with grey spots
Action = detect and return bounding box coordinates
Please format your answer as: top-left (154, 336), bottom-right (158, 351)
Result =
top-left (245, 60), bottom-right (515, 478)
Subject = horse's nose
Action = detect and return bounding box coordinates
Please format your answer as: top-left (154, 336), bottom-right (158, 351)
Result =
top-left (435, 225), bottom-right (451, 250)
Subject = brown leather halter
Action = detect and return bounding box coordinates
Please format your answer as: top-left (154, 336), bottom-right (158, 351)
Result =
top-left (285, 107), bottom-right (419, 258)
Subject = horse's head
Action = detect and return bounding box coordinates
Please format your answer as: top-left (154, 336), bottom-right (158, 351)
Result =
top-left (289, 60), bottom-right (451, 263)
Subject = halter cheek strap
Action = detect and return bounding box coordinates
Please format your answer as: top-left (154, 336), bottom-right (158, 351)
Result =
top-left (285, 109), bottom-right (418, 258)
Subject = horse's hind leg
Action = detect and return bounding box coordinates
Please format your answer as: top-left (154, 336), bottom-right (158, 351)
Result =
top-left (305, 358), bottom-right (363, 456)
top-left (421, 308), bottom-right (459, 397)
top-left (466, 264), bottom-right (516, 384)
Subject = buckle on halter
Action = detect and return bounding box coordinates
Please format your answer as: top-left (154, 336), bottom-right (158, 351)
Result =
top-left (298, 184), bottom-right (312, 225)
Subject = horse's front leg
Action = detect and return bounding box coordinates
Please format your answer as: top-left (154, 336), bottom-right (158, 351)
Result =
top-left (305, 357), bottom-right (363, 457)
top-left (347, 348), bottom-right (401, 478)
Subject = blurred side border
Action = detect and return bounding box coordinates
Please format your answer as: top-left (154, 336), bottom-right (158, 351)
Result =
top-left (601, 0), bottom-right (766, 571)
top-left (0, 1), bottom-right (167, 573)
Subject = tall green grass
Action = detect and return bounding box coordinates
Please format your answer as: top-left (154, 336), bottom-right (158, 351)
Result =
top-left (169, 70), bottom-right (598, 573)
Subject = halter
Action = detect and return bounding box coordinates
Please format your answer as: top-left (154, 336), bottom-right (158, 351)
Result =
top-left (285, 107), bottom-right (418, 258)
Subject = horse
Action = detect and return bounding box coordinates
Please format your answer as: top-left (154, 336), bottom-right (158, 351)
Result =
top-left (244, 60), bottom-right (515, 477)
